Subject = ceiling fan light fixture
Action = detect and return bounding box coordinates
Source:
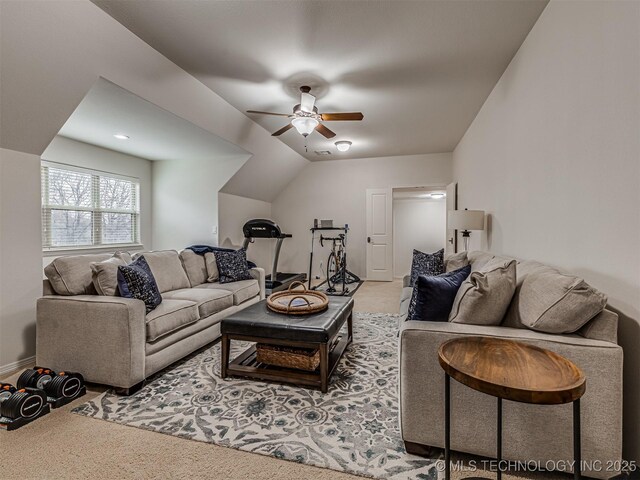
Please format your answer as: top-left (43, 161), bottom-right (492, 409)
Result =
top-left (335, 141), bottom-right (352, 152)
top-left (291, 117), bottom-right (318, 136)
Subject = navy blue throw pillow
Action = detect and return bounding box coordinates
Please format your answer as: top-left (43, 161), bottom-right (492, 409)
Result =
top-left (117, 256), bottom-right (162, 313)
top-left (186, 245), bottom-right (257, 269)
top-left (215, 248), bottom-right (253, 284)
top-left (409, 248), bottom-right (444, 287)
top-left (407, 265), bottom-right (471, 322)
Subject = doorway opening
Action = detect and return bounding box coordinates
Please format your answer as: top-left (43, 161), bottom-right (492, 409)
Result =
top-left (392, 186), bottom-right (447, 279)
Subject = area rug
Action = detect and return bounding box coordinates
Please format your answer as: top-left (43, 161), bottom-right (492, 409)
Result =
top-left (72, 313), bottom-right (442, 479)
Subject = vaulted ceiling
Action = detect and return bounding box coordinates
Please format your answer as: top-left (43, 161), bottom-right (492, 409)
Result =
top-left (92, 0), bottom-right (548, 161)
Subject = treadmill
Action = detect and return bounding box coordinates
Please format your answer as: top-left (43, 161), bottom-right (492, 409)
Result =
top-left (242, 219), bottom-right (306, 293)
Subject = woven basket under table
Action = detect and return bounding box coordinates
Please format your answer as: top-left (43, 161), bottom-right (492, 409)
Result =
top-left (256, 344), bottom-right (320, 371)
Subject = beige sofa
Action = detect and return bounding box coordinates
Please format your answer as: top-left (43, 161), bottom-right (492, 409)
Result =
top-left (37, 249), bottom-right (265, 394)
top-left (399, 251), bottom-right (622, 479)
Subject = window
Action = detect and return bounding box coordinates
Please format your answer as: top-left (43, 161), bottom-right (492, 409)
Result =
top-left (41, 162), bottom-right (140, 250)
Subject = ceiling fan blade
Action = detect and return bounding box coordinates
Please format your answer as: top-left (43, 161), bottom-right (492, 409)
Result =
top-left (247, 110), bottom-right (293, 117)
top-left (320, 112), bottom-right (364, 121)
top-left (272, 123), bottom-right (294, 136)
top-left (300, 92), bottom-right (316, 113)
top-left (315, 123), bottom-right (336, 139)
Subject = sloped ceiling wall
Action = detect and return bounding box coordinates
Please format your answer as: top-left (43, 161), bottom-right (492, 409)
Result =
top-left (0, 0), bottom-right (308, 203)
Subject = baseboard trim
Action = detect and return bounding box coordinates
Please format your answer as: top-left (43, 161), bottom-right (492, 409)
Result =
top-left (0, 356), bottom-right (36, 377)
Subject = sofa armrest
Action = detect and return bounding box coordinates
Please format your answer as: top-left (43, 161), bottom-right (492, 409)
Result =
top-left (249, 267), bottom-right (266, 299)
top-left (402, 275), bottom-right (411, 288)
top-left (37, 295), bottom-right (146, 388)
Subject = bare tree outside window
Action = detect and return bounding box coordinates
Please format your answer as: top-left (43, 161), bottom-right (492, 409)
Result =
top-left (41, 163), bottom-right (140, 249)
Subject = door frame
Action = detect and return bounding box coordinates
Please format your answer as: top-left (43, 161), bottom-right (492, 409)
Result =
top-left (389, 183), bottom-right (449, 279)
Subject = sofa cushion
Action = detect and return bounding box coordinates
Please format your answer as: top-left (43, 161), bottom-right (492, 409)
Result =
top-left (179, 249), bottom-right (207, 287)
top-left (408, 265), bottom-right (471, 321)
top-left (145, 299), bottom-right (199, 342)
top-left (449, 259), bottom-right (516, 326)
top-left (516, 270), bottom-right (607, 334)
top-left (90, 252), bottom-right (131, 296)
top-left (502, 260), bottom-right (555, 328)
top-left (117, 256), bottom-right (163, 313)
top-left (409, 248), bottom-right (444, 287)
top-left (199, 279), bottom-right (260, 305)
top-left (445, 251), bottom-right (469, 273)
top-left (133, 250), bottom-right (190, 293)
top-left (44, 253), bottom-right (112, 295)
top-left (466, 251), bottom-right (496, 272)
top-left (163, 287), bottom-right (233, 318)
top-left (204, 252), bottom-right (219, 282)
top-left (215, 249), bottom-right (253, 284)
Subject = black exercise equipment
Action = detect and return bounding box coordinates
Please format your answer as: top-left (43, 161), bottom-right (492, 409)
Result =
top-left (309, 225), bottom-right (361, 296)
top-left (0, 382), bottom-right (49, 430)
top-left (17, 366), bottom-right (86, 408)
top-left (242, 219), bottom-right (306, 293)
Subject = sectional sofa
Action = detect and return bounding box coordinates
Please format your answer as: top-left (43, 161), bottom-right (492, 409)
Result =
top-left (37, 249), bottom-right (265, 393)
top-left (399, 251), bottom-right (623, 479)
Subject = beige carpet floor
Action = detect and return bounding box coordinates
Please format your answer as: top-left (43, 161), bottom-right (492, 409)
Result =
top-left (1, 280), bottom-right (567, 480)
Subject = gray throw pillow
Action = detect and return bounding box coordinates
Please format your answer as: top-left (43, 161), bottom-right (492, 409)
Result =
top-left (449, 259), bottom-right (517, 326)
top-left (516, 271), bottom-right (607, 334)
top-left (445, 251), bottom-right (469, 273)
top-left (90, 252), bottom-right (130, 296)
top-left (204, 252), bottom-right (219, 282)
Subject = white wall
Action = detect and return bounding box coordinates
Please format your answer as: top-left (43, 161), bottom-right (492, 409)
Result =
top-left (151, 155), bottom-right (249, 251)
top-left (218, 192), bottom-right (273, 271)
top-left (0, 149), bottom-right (42, 371)
top-left (452, 1), bottom-right (640, 462)
top-left (272, 153), bottom-right (452, 279)
top-left (41, 136), bottom-right (153, 253)
top-left (393, 198), bottom-right (446, 278)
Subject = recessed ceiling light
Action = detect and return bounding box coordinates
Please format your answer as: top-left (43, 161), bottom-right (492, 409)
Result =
top-left (335, 141), bottom-right (352, 152)
top-left (429, 193), bottom-right (446, 199)
top-left (113, 134), bottom-right (129, 140)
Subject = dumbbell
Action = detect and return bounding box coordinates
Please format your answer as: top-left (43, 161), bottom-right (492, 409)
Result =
top-left (17, 367), bottom-right (84, 400)
top-left (0, 383), bottom-right (47, 420)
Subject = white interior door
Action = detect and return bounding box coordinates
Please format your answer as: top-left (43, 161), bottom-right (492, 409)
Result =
top-left (366, 188), bottom-right (393, 281)
top-left (445, 182), bottom-right (458, 255)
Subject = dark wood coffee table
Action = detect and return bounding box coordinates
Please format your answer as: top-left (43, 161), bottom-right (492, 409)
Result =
top-left (220, 296), bottom-right (353, 393)
top-left (438, 337), bottom-right (586, 480)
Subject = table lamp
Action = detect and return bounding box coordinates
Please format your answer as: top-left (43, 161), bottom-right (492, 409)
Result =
top-left (447, 209), bottom-right (485, 251)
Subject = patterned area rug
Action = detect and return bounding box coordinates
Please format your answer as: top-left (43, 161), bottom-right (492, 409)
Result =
top-left (72, 313), bottom-right (442, 479)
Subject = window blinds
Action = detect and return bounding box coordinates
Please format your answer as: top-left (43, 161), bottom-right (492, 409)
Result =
top-left (41, 162), bottom-right (140, 250)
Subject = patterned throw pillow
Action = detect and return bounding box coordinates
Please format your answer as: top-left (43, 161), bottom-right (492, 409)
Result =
top-left (117, 256), bottom-right (162, 313)
top-left (215, 249), bottom-right (253, 284)
top-left (409, 248), bottom-right (444, 286)
top-left (408, 265), bottom-right (471, 321)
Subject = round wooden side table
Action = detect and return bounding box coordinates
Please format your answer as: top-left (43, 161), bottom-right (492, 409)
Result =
top-left (438, 337), bottom-right (586, 480)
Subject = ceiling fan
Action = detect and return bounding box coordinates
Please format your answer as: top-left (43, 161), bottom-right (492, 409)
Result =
top-left (246, 86), bottom-right (364, 138)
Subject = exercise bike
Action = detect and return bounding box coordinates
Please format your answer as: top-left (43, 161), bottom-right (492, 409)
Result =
top-left (320, 233), bottom-right (361, 294)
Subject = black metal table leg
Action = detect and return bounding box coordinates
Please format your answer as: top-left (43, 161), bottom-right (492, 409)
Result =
top-left (574, 399), bottom-right (581, 480)
top-left (445, 373), bottom-right (451, 480)
top-left (497, 397), bottom-right (502, 480)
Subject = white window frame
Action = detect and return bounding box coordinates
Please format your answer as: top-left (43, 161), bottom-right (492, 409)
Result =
top-left (41, 161), bottom-right (142, 253)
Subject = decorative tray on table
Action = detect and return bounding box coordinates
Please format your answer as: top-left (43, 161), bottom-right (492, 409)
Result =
top-left (266, 281), bottom-right (329, 315)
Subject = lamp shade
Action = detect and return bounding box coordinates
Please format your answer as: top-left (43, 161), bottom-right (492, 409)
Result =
top-left (448, 210), bottom-right (485, 231)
